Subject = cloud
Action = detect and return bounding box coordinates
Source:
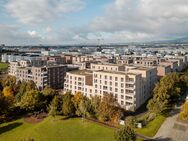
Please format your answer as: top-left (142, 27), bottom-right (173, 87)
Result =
top-left (0, 24), bottom-right (42, 45)
top-left (89, 0), bottom-right (188, 41)
top-left (28, 30), bottom-right (38, 37)
top-left (2, 0), bottom-right (188, 44)
top-left (5, 0), bottom-right (85, 25)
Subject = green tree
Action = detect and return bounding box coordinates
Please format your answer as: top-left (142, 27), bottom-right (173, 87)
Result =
top-left (19, 90), bottom-right (45, 112)
top-left (72, 92), bottom-right (84, 116)
top-left (16, 81), bottom-right (37, 103)
top-left (48, 96), bottom-right (61, 117)
top-left (62, 93), bottom-right (75, 117)
top-left (91, 95), bottom-right (101, 116)
top-left (147, 73), bottom-right (186, 114)
top-left (79, 96), bottom-right (95, 118)
top-left (125, 116), bottom-right (136, 128)
top-left (114, 126), bottom-right (136, 141)
top-left (42, 86), bottom-right (57, 105)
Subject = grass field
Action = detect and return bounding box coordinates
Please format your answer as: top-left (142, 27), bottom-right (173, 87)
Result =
top-left (136, 115), bottom-right (166, 137)
top-left (0, 62), bottom-right (8, 71)
top-left (0, 116), bottom-right (115, 141)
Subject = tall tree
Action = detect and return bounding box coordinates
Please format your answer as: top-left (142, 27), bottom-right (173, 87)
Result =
top-left (72, 92), bottom-right (83, 116)
top-left (48, 96), bottom-right (61, 117)
top-left (62, 93), bottom-right (75, 117)
top-left (147, 73), bottom-right (186, 114)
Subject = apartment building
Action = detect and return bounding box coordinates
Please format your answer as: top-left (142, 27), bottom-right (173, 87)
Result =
top-left (64, 65), bottom-right (158, 111)
top-left (2, 53), bottom-right (41, 63)
top-left (90, 63), bottom-right (125, 72)
top-left (9, 60), bottom-right (67, 89)
top-left (157, 65), bottom-right (171, 78)
top-left (116, 58), bottom-right (134, 65)
top-left (127, 66), bottom-right (158, 101)
top-left (72, 55), bottom-right (94, 64)
top-left (64, 70), bottom-right (94, 97)
top-left (159, 60), bottom-right (179, 72)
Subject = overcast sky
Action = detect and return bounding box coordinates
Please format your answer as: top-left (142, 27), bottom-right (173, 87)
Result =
top-left (1, 0), bottom-right (188, 45)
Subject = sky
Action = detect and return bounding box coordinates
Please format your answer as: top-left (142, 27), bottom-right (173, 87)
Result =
top-left (0, 0), bottom-right (188, 45)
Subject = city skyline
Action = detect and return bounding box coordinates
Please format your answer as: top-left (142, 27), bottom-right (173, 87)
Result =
top-left (0, 0), bottom-right (188, 45)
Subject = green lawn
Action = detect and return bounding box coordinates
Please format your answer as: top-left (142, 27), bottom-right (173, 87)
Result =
top-left (136, 115), bottom-right (166, 137)
top-left (0, 62), bottom-right (8, 71)
top-left (0, 116), bottom-right (115, 141)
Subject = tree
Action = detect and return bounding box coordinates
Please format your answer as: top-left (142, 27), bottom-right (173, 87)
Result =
top-left (114, 126), bottom-right (136, 141)
top-left (0, 91), bottom-right (7, 115)
top-left (2, 86), bottom-right (15, 105)
top-left (1, 75), bottom-right (16, 88)
top-left (91, 95), bottom-right (101, 117)
top-left (42, 86), bottom-right (57, 105)
top-left (16, 81), bottom-right (37, 103)
top-left (72, 92), bottom-right (83, 116)
top-left (179, 101), bottom-right (188, 121)
top-left (98, 94), bottom-right (121, 122)
top-left (147, 73), bottom-right (186, 114)
top-left (42, 87), bottom-right (56, 97)
top-left (48, 96), bottom-right (61, 117)
top-left (19, 90), bottom-right (45, 112)
top-left (78, 96), bottom-right (94, 118)
top-left (125, 116), bottom-right (136, 128)
top-left (62, 93), bottom-right (75, 117)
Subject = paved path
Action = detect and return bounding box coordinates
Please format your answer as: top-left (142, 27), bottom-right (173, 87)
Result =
top-left (154, 106), bottom-right (188, 141)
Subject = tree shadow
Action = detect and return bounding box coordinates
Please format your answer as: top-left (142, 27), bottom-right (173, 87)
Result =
top-left (0, 122), bottom-right (22, 135)
top-left (151, 137), bottom-right (173, 141)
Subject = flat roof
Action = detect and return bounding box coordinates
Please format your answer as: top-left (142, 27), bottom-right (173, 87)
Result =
top-left (68, 70), bottom-right (93, 76)
top-left (94, 70), bottom-right (138, 76)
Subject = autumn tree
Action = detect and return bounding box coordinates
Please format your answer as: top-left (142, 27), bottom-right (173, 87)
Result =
top-left (98, 94), bottom-right (122, 123)
top-left (179, 101), bottom-right (188, 121)
top-left (1, 75), bottom-right (16, 88)
top-left (114, 125), bottom-right (136, 141)
top-left (3, 86), bottom-right (15, 106)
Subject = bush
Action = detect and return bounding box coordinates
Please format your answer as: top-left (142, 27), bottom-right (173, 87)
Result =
top-left (114, 125), bottom-right (136, 141)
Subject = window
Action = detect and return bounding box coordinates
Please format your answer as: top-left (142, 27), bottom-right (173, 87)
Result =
top-left (121, 89), bottom-right (124, 93)
top-left (115, 88), bottom-right (118, 92)
top-left (110, 82), bottom-right (112, 86)
top-left (115, 77), bottom-right (118, 81)
top-left (121, 101), bottom-right (124, 105)
top-left (115, 82), bottom-right (118, 86)
top-left (121, 83), bottom-right (124, 87)
top-left (110, 76), bottom-right (112, 80)
top-left (121, 78), bottom-right (124, 82)
top-left (121, 95), bottom-right (124, 99)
